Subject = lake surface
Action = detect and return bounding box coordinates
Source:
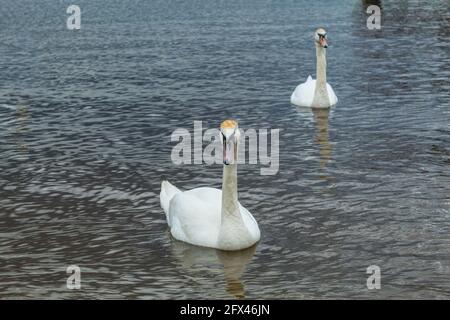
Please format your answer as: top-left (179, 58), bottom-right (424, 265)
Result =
top-left (0, 0), bottom-right (449, 299)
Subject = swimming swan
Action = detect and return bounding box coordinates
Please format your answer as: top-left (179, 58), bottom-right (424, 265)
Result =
top-left (290, 28), bottom-right (338, 108)
top-left (160, 120), bottom-right (260, 251)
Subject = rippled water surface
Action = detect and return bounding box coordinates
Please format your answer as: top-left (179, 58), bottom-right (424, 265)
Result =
top-left (0, 0), bottom-right (449, 299)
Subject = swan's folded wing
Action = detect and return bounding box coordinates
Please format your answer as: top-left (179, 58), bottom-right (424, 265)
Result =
top-left (238, 203), bottom-right (261, 241)
top-left (168, 188), bottom-right (222, 248)
top-left (291, 78), bottom-right (316, 107)
top-left (160, 180), bottom-right (181, 225)
top-left (326, 83), bottom-right (338, 106)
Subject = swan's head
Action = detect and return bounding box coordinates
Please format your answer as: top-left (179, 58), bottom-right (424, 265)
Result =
top-left (315, 28), bottom-right (328, 48)
top-left (220, 119), bottom-right (240, 165)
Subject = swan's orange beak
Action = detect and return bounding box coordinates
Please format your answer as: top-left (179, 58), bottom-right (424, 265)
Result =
top-left (320, 37), bottom-right (328, 48)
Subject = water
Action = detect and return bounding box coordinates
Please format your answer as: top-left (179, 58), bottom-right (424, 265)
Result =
top-left (0, 0), bottom-right (449, 299)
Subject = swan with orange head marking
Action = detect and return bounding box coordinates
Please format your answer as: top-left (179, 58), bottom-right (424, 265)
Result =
top-left (160, 119), bottom-right (260, 251)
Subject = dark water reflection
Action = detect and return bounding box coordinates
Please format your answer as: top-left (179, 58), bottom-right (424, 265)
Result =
top-left (0, 0), bottom-right (449, 299)
top-left (171, 239), bottom-right (256, 299)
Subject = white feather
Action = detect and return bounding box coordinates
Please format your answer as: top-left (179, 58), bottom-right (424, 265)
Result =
top-left (160, 182), bottom-right (260, 251)
top-left (290, 75), bottom-right (338, 108)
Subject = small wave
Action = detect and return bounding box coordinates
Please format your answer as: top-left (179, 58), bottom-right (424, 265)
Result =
top-left (0, 104), bottom-right (17, 110)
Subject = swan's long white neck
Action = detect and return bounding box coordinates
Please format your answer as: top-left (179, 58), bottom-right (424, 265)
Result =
top-left (221, 163), bottom-right (239, 217)
top-left (218, 163), bottom-right (251, 249)
top-left (316, 44), bottom-right (327, 87)
top-left (313, 44), bottom-right (330, 107)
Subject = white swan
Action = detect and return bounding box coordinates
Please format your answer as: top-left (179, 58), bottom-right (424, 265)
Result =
top-left (291, 28), bottom-right (338, 108)
top-left (160, 120), bottom-right (260, 251)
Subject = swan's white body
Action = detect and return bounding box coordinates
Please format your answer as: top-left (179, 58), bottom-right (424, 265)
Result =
top-left (291, 28), bottom-right (338, 108)
top-left (160, 165), bottom-right (260, 251)
top-left (291, 75), bottom-right (338, 107)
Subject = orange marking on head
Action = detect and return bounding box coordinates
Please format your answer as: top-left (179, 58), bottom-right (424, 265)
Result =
top-left (220, 119), bottom-right (238, 129)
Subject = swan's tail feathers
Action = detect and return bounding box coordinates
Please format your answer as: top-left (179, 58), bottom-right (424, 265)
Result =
top-left (306, 75), bottom-right (313, 82)
top-left (160, 180), bottom-right (181, 225)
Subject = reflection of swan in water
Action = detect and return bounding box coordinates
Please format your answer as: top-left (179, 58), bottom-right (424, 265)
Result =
top-left (311, 107), bottom-right (332, 171)
top-left (362, 0), bottom-right (382, 8)
top-left (170, 237), bottom-right (257, 298)
top-left (295, 106), bottom-right (332, 173)
top-left (15, 104), bottom-right (29, 154)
